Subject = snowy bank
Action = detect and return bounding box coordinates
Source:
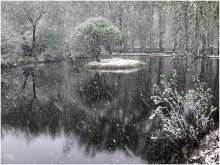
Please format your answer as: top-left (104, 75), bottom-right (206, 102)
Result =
top-left (85, 58), bottom-right (147, 70)
top-left (186, 128), bottom-right (219, 164)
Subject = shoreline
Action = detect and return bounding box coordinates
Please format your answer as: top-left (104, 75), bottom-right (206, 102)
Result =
top-left (1, 53), bottom-right (219, 70)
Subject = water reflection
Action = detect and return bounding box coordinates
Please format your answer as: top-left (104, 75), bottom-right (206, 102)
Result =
top-left (22, 66), bottom-right (37, 111)
top-left (74, 71), bottom-right (119, 112)
top-left (1, 57), bottom-right (219, 164)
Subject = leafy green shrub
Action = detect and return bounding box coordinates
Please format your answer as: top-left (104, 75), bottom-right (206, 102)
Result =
top-left (72, 17), bottom-right (122, 60)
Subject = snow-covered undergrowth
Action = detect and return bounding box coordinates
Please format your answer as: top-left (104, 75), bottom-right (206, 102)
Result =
top-left (149, 70), bottom-right (217, 143)
top-left (85, 58), bottom-right (146, 70)
top-left (187, 128), bottom-right (219, 164)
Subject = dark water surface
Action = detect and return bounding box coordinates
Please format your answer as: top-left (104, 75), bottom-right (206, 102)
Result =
top-left (1, 56), bottom-right (219, 164)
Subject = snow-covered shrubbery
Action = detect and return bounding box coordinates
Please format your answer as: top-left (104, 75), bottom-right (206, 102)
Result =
top-left (149, 70), bottom-right (217, 143)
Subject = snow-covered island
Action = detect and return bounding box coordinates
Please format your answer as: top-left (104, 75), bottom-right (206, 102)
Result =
top-left (85, 58), bottom-right (147, 70)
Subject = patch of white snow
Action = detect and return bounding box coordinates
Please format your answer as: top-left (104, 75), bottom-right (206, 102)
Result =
top-left (85, 58), bottom-right (146, 71)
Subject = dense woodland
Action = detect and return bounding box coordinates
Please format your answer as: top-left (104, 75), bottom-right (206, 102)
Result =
top-left (1, 1), bottom-right (219, 63)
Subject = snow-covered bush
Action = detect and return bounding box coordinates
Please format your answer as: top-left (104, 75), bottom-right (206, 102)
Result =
top-left (149, 70), bottom-right (217, 143)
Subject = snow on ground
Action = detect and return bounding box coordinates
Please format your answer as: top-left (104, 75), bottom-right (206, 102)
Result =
top-left (90, 68), bottom-right (141, 74)
top-left (88, 58), bottom-right (144, 66)
top-left (187, 128), bottom-right (219, 164)
top-left (85, 58), bottom-right (146, 70)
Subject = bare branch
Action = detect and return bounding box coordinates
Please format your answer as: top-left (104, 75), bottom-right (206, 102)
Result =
top-left (107, 1), bottom-right (113, 10)
top-left (27, 12), bottom-right (34, 26)
top-left (35, 10), bottom-right (46, 24)
top-left (153, 1), bottom-right (161, 8)
top-left (122, 1), bottom-right (127, 9)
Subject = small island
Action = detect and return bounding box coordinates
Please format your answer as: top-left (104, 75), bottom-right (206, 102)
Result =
top-left (85, 58), bottom-right (147, 70)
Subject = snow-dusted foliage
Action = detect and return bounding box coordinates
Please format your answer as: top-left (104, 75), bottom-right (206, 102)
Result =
top-left (72, 17), bottom-right (122, 56)
top-left (187, 129), bottom-right (219, 164)
top-left (149, 70), bottom-right (217, 142)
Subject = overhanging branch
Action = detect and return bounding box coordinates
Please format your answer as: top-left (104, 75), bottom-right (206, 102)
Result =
top-left (35, 11), bottom-right (46, 24)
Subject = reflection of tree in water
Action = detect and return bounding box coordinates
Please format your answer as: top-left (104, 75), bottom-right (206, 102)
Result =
top-left (2, 98), bottom-right (62, 139)
top-left (2, 65), bottom-right (62, 139)
top-left (22, 66), bottom-right (37, 111)
top-left (75, 72), bottom-right (119, 111)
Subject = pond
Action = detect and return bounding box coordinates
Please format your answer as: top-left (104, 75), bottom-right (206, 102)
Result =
top-left (1, 55), bottom-right (219, 164)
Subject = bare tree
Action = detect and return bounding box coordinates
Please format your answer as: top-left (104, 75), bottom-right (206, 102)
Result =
top-left (26, 10), bottom-right (46, 56)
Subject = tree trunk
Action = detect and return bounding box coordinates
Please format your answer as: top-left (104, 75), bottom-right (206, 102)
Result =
top-left (149, 33), bottom-right (152, 53)
top-left (119, 2), bottom-right (124, 53)
top-left (91, 34), bottom-right (101, 62)
top-left (201, 33), bottom-right (206, 56)
top-left (32, 71), bottom-right (36, 99)
top-left (140, 40), bottom-right (144, 52)
top-left (183, 2), bottom-right (189, 52)
top-left (195, 3), bottom-right (199, 55)
top-left (158, 7), bottom-right (163, 52)
top-left (217, 40), bottom-right (219, 54)
top-left (210, 29), bottom-right (214, 54)
top-left (157, 3), bottom-right (165, 53)
top-left (131, 36), bottom-right (134, 52)
top-left (173, 3), bottom-right (177, 53)
top-left (149, 3), bottom-right (154, 53)
top-left (183, 57), bottom-right (188, 92)
top-left (123, 36), bottom-right (127, 53)
top-left (31, 24), bottom-right (36, 56)
top-left (157, 57), bottom-right (163, 85)
top-left (95, 47), bottom-right (101, 62)
top-left (173, 38), bottom-right (177, 53)
top-left (207, 30), bottom-right (212, 54)
top-left (200, 56), bottom-right (206, 82)
top-left (184, 16), bottom-right (189, 52)
top-left (106, 45), bottom-right (112, 54)
top-left (173, 2), bottom-right (177, 52)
